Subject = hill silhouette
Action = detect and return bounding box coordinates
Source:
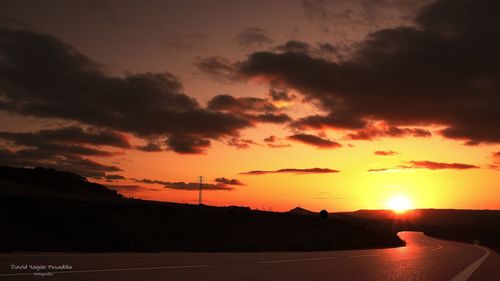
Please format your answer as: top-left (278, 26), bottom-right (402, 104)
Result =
top-left (288, 206), bottom-right (317, 216)
top-left (0, 166), bottom-right (404, 252)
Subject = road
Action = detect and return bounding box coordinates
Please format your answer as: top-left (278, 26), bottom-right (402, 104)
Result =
top-left (0, 232), bottom-right (498, 281)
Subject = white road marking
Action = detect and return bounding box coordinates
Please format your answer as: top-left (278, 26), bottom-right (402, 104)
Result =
top-left (0, 264), bottom-right (211, 277)
top-left (258, 257), bottom-right (333, 264)
top-left (348, 254), bottom-right (379, 258)
top-left (449, 246), bottom-right (490, 281)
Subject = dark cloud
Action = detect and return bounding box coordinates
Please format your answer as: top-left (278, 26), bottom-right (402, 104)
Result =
top-left (407, 160), bottom-right (480, 170)
top-left (207, 94), bottom-right (292, 124)
top-left (132, 178), bottom-right (233, 191)
top-left (165, 134), bottom-right (211, 154)
top-left (0, 126), bottom-right (127, 178)
top-left (226, 137), bottom-right (259, 149)
top-left (135, 142), bottom-right (163, 152)
top-left (264, 135), bottom-right (277, 143)
top-left (195, 56), bottom-right (241, 83)
top-left (263, 135), bottom-right (291, 148)
top-left (346, 125), bottom-right (431, 140)
top-left (374, 150), bottom-right (399, 156)
top-left (0, 27), bottom-right (252, 154)
top-left (0, 138), bottom-right (116, 157)
top-left (288, 133), bottom-right (341, 149)
top-left (105, 184), bottom-right (142, 191)
top-left (237, 27), bottom-right (273, 47)
top-left (494, 151), bottom-right (500, 158)
top-left (291, 113), bottom-right (366, 130)
top-left (0, 126), bottom-right (130, 148)
top-left (240, 168), bottom-right (340, 175)
top-left (301, 0), bottom-right (430, 30)
top-left (239, 0), bottom-right (500, 145)
top-left (275, 40), bottom-right (342, 60)
top-left (368, 160), bottom-right (480, 172)
top-left (214, 177), bottom-right (245, 186)
top-left (254, 113), bottom-right (291, 124)
top-left (268, 88), bottom-right (295, 102)
top-left (132, 178), bottom-right (158, 185)
top-left (0, 147), bottom-right (121, 178)
top-left (104, 174), bottom-right (126, 182)
top-left (207, 94), bottom-right (278, 113)
top-left (267, 143), bottom-right (291, 148)
top-left (275, 40), bottom-right (312, 54)
top-left (367, 168), bottom-right (394, 172)
top-left (317, 42), bottom-right (339, 55)
top-left (105, 184), bottom-right (157, 194)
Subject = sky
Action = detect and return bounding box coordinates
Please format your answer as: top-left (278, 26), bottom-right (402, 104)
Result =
top-left (0, 0), bottom-right (499, 212)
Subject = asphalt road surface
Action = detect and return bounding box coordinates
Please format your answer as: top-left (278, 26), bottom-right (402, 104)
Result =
top-left (0, 232), bottom-right (498, 281)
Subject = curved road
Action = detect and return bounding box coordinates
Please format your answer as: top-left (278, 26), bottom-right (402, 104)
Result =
top-left (0, 232), bottom-right (498, 281)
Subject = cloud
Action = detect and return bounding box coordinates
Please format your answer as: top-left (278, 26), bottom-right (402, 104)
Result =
top-left (274, 40), bottom-right (341, 60)
top-left (0, 27), bottom-right (252, 154)
top-left (165, 134), bottom-right (211, 154)
top-left (239, 0), bottom-right (500, 145)
top-left (105, 184), bottom-right (142, 191)
top-left (264, 135), bottom-right (277, 143)
top-left (368, 160), bottom-right (480, 172)
top-left (214, 177), bottom-right (245, 186)
top-left (240, 168), bottom-right (340, 175)
top-left (268, 88), bottom-right (295, 102)
top-left (104, 174), bottom-right (126, 181)
top-left (135, 142), bottom-right (163, 152)
top-left (195, 56), bottom-right (241, 83)
top-left (132, 178), bottom-right (233, 190)
top-left (300, 0), bottom-right (430, 33)
top-left (374, 150), bottom-right (399, 156)
top-left (291, 113), bottom-right (366, 131)
top-left (0, 126), bottom-right (128, 178)
top-left (0, 126), bottom-right (130, 148)
top-left (263, 135), bottom-right (291, 148)
top-left (254, 113), bottom-right (291, 124)
top-left (367, 168), bottom-right (394, 172)
top-left (207, 94), bottom-right (278, 113)
top-left (207, 94), bottom-right (292, 124)
top-left (347, 125), bottom-right (431, 140)
top-left (226, 137), bottom-right (259, 149)
top-left (287, 133), bottom-right (341, 149)
top-left (105, 184), bottom-right (158, 194)
top-left (237, 27), bottom-right (273, 47)
top-left (0, 147), bottom-right (121, 178)
top-left (407, 160), bottom-right (479, 170)
top-left (275, 40), bottom-right (312, 54)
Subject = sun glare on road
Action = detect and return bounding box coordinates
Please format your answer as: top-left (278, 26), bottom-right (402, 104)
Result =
top-left (388, 195), bottom-right (413, 214)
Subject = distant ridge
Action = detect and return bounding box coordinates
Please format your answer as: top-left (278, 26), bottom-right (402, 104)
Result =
top-left (288, 206), bottom-right (317, 216)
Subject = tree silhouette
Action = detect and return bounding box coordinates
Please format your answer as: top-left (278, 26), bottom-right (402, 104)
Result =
top-left (319, 209), bottom-right (329, 219)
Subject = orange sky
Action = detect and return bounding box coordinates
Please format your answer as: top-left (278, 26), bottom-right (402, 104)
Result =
top-left (0, 0), bottom-right (499, 211)
top-left (98, 120), bottom-right (499, 212)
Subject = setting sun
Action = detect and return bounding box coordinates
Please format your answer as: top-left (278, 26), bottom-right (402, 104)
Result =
top-left (388, 195), bottom-right (413, 214)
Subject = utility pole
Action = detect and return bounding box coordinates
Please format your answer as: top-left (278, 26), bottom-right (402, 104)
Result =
top-left (198, 176), bottom-right (203, 205)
